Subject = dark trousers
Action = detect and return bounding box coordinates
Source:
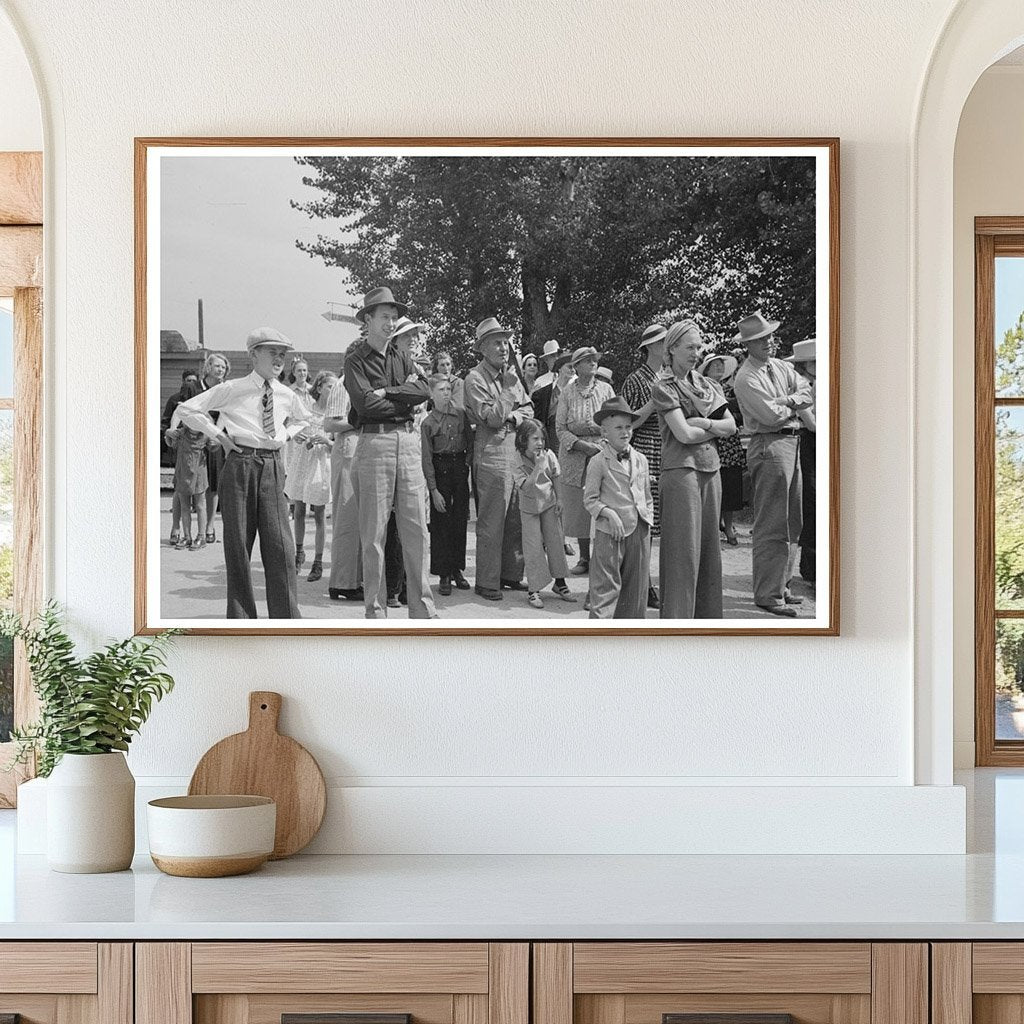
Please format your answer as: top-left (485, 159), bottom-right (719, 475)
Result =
top-left (385, 510), bottom-right (405, 599)
top-left (219, 448), bottom-right (300, 619)
top-left (798, 428), bottom-right (816, 582)
top-left (429, 453), bottom-right (470, 577)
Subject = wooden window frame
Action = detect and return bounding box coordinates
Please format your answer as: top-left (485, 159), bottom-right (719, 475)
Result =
top-left (0, 151), bottom-right (43, 806)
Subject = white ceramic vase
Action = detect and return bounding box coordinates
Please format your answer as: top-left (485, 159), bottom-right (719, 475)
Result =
top-left (46, 752), bottom-right (135, 873)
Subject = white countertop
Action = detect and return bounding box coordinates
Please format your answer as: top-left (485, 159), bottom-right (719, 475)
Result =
top-left (1, 769), bottom-right (1022, 941)
top-left (1, 849), bottom-right (1023, 940)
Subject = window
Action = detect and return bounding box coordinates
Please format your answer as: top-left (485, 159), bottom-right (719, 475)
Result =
top-left (975, 219), bottom-right (1024, 764)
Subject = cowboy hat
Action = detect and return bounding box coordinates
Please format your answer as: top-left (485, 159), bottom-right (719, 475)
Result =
top-left (391, 316), bottom-right (426, 340)
top-left (733, 309), bottom-right (781, 345)
top-left (594, 395), bottom-right (641, 425)
top-left (570, 345), bottom-right (601, 366)
top-left (541, 339), bottom-right (561, 358)
top-left (786, 338), bottom-right (816, 363)
top-left (698, 353), bottom-right (739, 380)
top-left (246, 327), bottom-right (295, 353)
top-left (355, 286), bottom-right (408, 323)
top-left (474, 317), bottom-right (512, 351)
top-left (638, 323), bottom-right (667, 349)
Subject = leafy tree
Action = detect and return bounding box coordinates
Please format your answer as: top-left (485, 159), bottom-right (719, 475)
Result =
top-left (997, 310), bottom-right (1024, 396)
top-left (292, 155), bottom-right (818, 379)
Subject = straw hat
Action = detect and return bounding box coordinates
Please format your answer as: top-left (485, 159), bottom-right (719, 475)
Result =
top-left (698, 353), bottom-right (739, 380)
top-left (638, 323), bottom-right (667, 349)
top-left (786, 338), bottom-right (816, 363)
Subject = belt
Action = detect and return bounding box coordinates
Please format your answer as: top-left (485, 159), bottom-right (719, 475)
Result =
top-left (231, 444), bottom-right (282, 455)
top-left (759, 427), bottom-right (800, 436)
top-left (360, 421), bottom-right (415, 434)
top-left (433, 451), bottom-right (467, 460)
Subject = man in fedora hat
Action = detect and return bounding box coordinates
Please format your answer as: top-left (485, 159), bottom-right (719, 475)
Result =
top-left (343, 287), bottom-right (436, 619)
top-left (732, 310), bottom-right (813, 617)
top-left (177, 327), bottom-right (312, 619)
top-left (464, 316), bottom-right (534, 600)
top-left (786, 338), bottom-right (817, 584)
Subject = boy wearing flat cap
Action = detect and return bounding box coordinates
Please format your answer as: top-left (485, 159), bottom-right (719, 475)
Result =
top-left (177, 327), bottom-right (311, 619)
top-left (583, 396), bottom-right (653, 619)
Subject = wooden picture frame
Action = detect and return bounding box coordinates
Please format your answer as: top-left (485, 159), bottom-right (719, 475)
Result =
top-left (135, 137), bottom-right (839, 636)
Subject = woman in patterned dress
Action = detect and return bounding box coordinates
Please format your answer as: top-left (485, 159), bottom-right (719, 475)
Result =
top-left (621, 324), bottom-right (668, 534)
top-left (556, 346), bottom-right (615, 576)
top-left (699, 353), bottom-right (745, 545)
top-left (621, 324), bottom-right (668, 608)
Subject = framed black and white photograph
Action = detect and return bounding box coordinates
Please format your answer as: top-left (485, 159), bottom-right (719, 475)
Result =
top-left (135, 137), bottom-right (839, 635)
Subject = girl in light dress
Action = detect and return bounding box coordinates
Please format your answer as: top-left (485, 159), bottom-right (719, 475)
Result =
top-left (284, 370), bottom-right (336, 582)
top-left (283, 357), bottom-right (314, 479)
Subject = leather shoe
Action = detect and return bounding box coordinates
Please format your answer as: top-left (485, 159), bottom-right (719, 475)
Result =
top-left (501, 579), bottom-right (528, 591)
top-left (474, 585), bottom-right (503, 601)
top-left (329, 587), bottom-right (364, 601)
top-left (757, 603), bottom-right (797, 618)
top-left (647, 585), bottom-right (660, 610)
top-left (570, 560), bottom-right (589, 575)
top-left (387, 595), bottom-right (401, 609)
top-left (452, 571), bottom-right (470, 590)
top-left (783, 588), bottom-right (803, 605)
top-left (439, 576), bottom-right (453, 596)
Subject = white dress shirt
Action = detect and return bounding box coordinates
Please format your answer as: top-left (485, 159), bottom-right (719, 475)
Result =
top-left (177, 371), bottom-right (310, 450)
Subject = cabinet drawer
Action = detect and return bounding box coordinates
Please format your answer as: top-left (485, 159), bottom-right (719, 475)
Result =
top-left (139, 943), bottom-right (528, 1024)
top-left (0, 942), bottom-right (98, 994)
top-left (0, 943), bottom-right (130, 1024)
top-left (534, 944), bottom-right (926, 1024)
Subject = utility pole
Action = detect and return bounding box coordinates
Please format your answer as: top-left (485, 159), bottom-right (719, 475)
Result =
top-left (197, 298), bottom-right (205, 350)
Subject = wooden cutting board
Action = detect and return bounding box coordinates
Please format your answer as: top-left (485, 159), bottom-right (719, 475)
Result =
top-left (188, 691), bottom-right (326, 859)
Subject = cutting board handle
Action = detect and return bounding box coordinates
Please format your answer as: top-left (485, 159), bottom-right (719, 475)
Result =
top-left (248, 691), bottom-right (282, 734)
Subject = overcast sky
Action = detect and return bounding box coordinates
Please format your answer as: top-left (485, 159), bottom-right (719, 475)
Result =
top-left (160, 156), bottom-right (361, 353)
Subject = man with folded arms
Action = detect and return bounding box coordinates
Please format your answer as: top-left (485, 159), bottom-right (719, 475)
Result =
top-left (177, 327), bottom-right (310, 619)
top-left (732, 310), bottom-right (814, 618)
top-left (464, 317), bottom-right (534, 601)
top-left (343, 287), bottom-right (436, 619)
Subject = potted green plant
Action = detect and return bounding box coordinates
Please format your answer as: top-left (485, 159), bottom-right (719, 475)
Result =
top-left (1, 602), bottom-right (179, 873)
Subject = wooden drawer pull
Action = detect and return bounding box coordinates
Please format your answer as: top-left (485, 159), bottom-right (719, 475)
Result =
top-left (283, 1016), bottom-right (412, 1024)
top-left (665, 1016), bottom-right (795, 1024)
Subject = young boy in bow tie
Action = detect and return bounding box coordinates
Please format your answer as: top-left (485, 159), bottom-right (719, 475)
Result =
top-left (583, 397), bottom-right (654, 619)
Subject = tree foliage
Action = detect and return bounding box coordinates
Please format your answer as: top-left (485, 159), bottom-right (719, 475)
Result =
top-left (0, 603), bottom-right (180, 777)
top-left (996, 313), bottom-right (1024, 611)
top-left (292, 155), bottom-right (818, 381)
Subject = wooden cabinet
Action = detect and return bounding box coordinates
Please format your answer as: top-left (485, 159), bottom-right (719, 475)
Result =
top-left (932, 943), bottom-right (1024, 1024)
top-left (136, 944), bottom-right (528, 1024)
top-left (0, 943), bottom-right (132, 1024)
top-left (532, 944), bottom-right (928, 1024)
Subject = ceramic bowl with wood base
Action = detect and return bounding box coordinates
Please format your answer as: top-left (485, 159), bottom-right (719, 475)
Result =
top-left (147, 795), bottom-right (276, 877)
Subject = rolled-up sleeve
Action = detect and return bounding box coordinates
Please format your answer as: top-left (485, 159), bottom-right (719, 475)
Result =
top-left (177, 381), bottom-right (232, 441)
top-left (464, 370), bottom-right (518, 428)
top-left (733, 368), bottom-right (794, 429)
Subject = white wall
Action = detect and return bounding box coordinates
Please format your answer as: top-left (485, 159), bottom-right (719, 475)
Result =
top-left (952, 66), bottom-right (1024, 768)
top-left (1, 0), bottom-right (972, 852)
top-left (0, 10), bottom-right (39, 151)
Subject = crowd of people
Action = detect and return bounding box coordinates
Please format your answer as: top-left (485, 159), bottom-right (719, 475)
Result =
top-left (162, 286), bottom-right (819, 621)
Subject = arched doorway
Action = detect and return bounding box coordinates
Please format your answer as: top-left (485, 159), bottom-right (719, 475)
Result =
top-left (913, 1), bottom-right (1024, 785)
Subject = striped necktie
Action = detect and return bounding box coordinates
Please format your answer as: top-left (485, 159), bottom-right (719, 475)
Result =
top-left (261, 380), bottom-right (275, 437)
